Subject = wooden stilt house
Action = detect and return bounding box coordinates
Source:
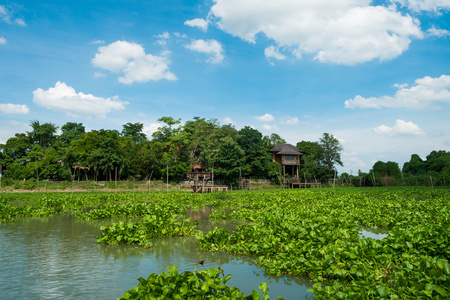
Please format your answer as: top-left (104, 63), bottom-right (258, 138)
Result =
top-left (269, 144), bottom-right (305, 180)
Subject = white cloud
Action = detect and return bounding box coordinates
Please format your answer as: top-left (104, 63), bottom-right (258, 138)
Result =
top-left (262, 124), bottom-right (279, 131)
top-left (345, 74), bottom-right (450, 109)
top-left (342, 151), bottom-right (366, 168)
top-left (91, 40), bottom-right (105, 45)
top-left (32, 81), bottom-right (128, 118)
top-left (155, 32), bottom-right (170, 46)
top-left (264, 45), bottom-right (287, 62)
top-left (373, 119), bottom-right (424, 136)
top-left (143, 122), bottom-right (161, 137)
top-left (156, 32), bottom-right (170, 39)
top-left (185, 39), bottom-right (224, 63)
top-left (15, 18), bottom-right (26, 26)
top-left (0, 103), bottom-right (29, 114)
top-left (0, 36), bottom-right (6, 45)
top-left (255, 113), bottom-right (275, 122)
top-left (184, 18), bottom-right (209, 31)
top-left (222, 117), bottom-right (234, 124)
top-left (0, 5), bottom-right (26, 26)
top-left (391, 0), bottom-right (450, 12)
top-left (92, 40), bottom-right (177, 84)
top-left (94, 72), bottom-right (106, 78)
top-left (209, 0), bottom-right (423, 65)
top-left (282, 116), bottom-right (299, 125)
top-left (426, 26), bottom-right (450, 37)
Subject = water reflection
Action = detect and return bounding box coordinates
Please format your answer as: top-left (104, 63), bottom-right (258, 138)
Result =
top-left (0, 213), bottom-right (313, 299)
top-left (359, 227), bottom-right (389, 240)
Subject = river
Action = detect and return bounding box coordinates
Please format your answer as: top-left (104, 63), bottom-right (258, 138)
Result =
top-left (0, 211), bottom-right (313, 299)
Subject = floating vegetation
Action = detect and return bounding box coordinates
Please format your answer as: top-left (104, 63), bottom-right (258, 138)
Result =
top-left (1, 188), bottom-right (449, 298)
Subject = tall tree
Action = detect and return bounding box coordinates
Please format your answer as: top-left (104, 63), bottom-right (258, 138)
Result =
top-left (59, 122), bottom-right (85, 146)
top-left (402, 154), bottom-right (427, 175)
top-left (122, 122), bottom-right (147, 144)
top-left (319, 133), bottom-right (343, 171)
top-left (296, 140), bottom-right (330, 179)
top-left (263, 133), bottom-right (286, 149)
top-left (27, 120), bottom-right (58, 148)
top-left (238, 126), bottom-right (272, 178)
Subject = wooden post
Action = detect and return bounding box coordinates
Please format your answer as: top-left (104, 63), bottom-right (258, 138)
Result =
top-left (35, 159), bottom-right (40, 195)
top-left (148, 170), bottom-right (153, 194)
top-left (166, 165), bottom-right (169, 193)
top-left (239, 167), bottom-right (241, 190)
top-left (333, 170), bottom-right (336, 192)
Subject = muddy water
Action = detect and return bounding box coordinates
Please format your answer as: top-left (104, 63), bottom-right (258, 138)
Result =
top-left (0, 210), bottom-right (313, 299)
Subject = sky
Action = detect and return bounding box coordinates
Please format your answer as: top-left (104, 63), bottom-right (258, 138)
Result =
top-left (0, 0), bottom-right (449, 174)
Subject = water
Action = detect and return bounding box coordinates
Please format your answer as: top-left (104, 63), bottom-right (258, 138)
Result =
top-left (0, 213), bottom-right (313, 299)
top-left (359, 227), bottom-right (389, 240)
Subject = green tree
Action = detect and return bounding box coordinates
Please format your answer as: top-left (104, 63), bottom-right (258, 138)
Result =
top-left (296, 140), bottom-right (332, 180)
top-left (402, 154), bottom-right (426, 175)
top-left (263, 133), bottom-right (286, 149)
top-left (213, 138), bottom-right (245, 185)
top-left (372, 161), bottom-right (401, 186)
top-left (238, 126), bottom-right (272, 178)
top-left (319, 133), bottom-right (343, 171)
top-left (122, 122), bottom-right (147, 144)
top-left (59, 122), bottom-right (85, 146)
top-left (27, 120), bottom-right (58, 148)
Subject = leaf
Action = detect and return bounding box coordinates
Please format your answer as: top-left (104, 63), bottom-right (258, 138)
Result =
top-left (429, 268), bottom-right (442, 278)
top-left (223, 274), bottom-right (232, 284)
top-left (180, 283), bottom-right (188, 295)
top-left (168, 265), bottom-right (178, 275)
top-left (378, 285), bottom-right (390, 297)
top-left (259, 281), bottom-right (269, 292)
top-left (252, 289), bottom-right (260, 300)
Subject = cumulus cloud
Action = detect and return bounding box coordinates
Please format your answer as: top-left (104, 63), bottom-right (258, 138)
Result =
top-left (373, 119), bottom-right (424, 136)
top-left (345, 74), bottom-right (450, 109)
top-left (262, 124), bottom-right (279, 131)
top-left (92, 40), bottom-right (177, 84)
top-left (391, 0), bottom-right (450, 12)
top-left (222, 117), bottom-right (234, 124)
top-left (255, 113), bottom-right (275, 122)
top-left (342, 151), bottom-right (366, 168)
top-left (0, 36), bottom-right (6, 45)
top-left (185, 39), bottom-right (224, 63)
top-left (0, 103), bottom-right (29, 114)
top-left (264, 45), bottom-right (287, 62)
top-left (209, 0), bottom-right (423, 65)
top-left (32, 81), bottom-right (128, 118)
top-left (143, 122), bottom-right (161, 137)
top-left (281, 116), bottom-right (299, 124)
top-left (184, 18), bottom-right (209, 31)
top-left (426, 26), bottom-right (450, 37)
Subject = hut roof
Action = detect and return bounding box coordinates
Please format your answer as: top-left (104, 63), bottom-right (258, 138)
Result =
top-left (269, 144), bottom-right (304, 155)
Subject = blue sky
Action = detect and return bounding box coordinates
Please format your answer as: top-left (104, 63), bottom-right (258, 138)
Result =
top-left (1, 0), bottom-right (449, 174)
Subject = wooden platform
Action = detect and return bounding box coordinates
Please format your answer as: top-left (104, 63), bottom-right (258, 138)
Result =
top-left (191, 185), bottom-right (228, 193)
top-left (289, 182), bottom-right (322, 188)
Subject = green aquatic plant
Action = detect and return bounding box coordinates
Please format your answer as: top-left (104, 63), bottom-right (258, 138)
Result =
top-left (118, 265), bottom-right (281, 300)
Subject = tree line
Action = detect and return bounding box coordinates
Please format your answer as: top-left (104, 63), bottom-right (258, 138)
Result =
top-left (342, 151), bottom-right (450, 187)
top-left (0, 117), bottom-right (344, 186)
